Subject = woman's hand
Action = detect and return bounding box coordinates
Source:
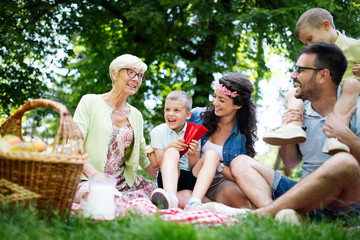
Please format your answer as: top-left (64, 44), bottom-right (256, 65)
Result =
top-left (186, 139), bottom-right (199, 156)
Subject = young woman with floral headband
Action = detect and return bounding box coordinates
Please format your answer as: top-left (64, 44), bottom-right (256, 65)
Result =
top-left (182, 72), bottom-right (258, 210)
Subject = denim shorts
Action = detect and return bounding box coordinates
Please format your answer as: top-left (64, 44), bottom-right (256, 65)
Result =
top-left (271, 170), bottom-right (360, 223)
top-left (271, 170), bottom-right (297, 200)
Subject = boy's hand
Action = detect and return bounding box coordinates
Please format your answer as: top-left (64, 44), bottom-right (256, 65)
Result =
top-left (352, 64), bottom-right (360, 77)
top-left (187, 139), bottom-right (199, 156)
top-left (166, 138), bottom-right (187, 151)
top-left (282, 109), bottom-right (303, 125)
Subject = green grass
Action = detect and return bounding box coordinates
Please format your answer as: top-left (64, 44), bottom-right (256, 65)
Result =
top-left (2, 170), bottom-right (359, 239)
top-left (1, 203), bottom-right (359, 240)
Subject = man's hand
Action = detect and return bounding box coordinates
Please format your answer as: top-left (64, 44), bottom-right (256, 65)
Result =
top-left (282, 109), bottom-right (303, 125)
top-left (322, 106), bottom-right (357, 139)
top-left (352, 64), bottom-right (360, 77)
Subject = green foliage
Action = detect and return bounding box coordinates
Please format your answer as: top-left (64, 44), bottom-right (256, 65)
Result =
top-left (1, 0), bottom-right (360, 145)
top-left (0, 0), bottom-right (72, 115)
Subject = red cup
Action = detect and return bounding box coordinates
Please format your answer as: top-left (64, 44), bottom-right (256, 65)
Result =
top-left (179, 123), bottom-right (208, 158)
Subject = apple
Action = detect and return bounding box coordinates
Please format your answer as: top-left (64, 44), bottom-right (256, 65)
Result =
top-left (31, 139), bottom-right (47, 152)
top-left (3, 134), bottom-right (22, 145)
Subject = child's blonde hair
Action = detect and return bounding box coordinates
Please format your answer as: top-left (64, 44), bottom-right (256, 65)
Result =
top-left (295, 8), bottom-right (335, 39)
top-left (166, 90), bottom-right (192, 112)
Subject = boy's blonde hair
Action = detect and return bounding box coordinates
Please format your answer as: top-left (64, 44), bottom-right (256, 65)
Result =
top-left (295, 8), bottom-right (335, 39)
top-left (166, 90), bottom-right (192, 112)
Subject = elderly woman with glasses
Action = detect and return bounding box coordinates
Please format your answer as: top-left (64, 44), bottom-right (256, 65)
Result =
top-left (73, 54), bottom-right (157, 203)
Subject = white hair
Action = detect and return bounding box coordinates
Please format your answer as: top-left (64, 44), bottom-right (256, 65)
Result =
top-left (109, 54), bottom-right (148, 85)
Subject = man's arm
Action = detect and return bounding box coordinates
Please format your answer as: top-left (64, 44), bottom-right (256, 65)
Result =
top-left (279, 144), bottom-right (302, 169)
top-left (278, 109), bottom-right (303, 169)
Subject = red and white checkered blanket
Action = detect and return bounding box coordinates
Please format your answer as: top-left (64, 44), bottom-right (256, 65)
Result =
top-left (72, 197), bottom-right (237, 226)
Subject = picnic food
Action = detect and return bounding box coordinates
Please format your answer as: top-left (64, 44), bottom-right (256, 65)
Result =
top-left (0, 134), bottom-right (47, 152)
top-left (3, 134), bottom-right (22, 145)
top-left (31, 139), bottom-right (48, 152)
top-left (9, 142), bottom-right (37, 152)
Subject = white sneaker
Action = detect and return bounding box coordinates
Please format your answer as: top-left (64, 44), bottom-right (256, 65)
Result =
top-left (200, 202), bottom-right (250, 218)
top-left (274, 209), bottom-right (306, 226)
top-left (322, 137), bottom-right (350, 155)
top-left (263, 124), bottom-right (306, 145)
top-left (184, 201), bottom-right (203, 211)
top-left (150, 188), bottom-right (178, 209)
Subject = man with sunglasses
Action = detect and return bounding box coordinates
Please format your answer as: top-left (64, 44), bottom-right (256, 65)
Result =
top-left (230, 41), bottom-right (360, 223)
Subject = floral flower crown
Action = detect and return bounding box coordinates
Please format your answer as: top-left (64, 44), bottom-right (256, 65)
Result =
top-left (214, 79), bottom-right (239, 98)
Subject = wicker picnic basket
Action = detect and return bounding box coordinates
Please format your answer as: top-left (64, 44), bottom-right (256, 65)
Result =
top-left (0, 99), bottom-right (88, 213)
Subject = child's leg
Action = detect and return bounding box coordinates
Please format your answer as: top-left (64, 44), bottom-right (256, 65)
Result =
top-left (190, 150), bottom-right (219, 201)
top-left (333, 78), bottom-right (360, 123)
top-left (160, 147), bottom-right (181, 195)
top-left (263, 89), bottom-right (306, 145)
top-left (286, 89), bottom-right (305, 127)
top-left (151, 147), bottom-right (180, 209)
top-left (323, 78), bottom-right (360, 154)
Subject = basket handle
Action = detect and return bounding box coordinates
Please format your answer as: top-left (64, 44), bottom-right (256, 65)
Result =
top-left (0, 99), bottom-right (85, 155)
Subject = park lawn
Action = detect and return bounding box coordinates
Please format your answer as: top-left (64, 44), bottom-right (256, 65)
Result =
top-left (1, 170), bottom-right (359, 240)
top-left (0, 202), bottom-right (359, 240)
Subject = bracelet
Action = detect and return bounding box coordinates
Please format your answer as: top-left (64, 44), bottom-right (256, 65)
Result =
top-left (145, 145), bottom-right (154, 154)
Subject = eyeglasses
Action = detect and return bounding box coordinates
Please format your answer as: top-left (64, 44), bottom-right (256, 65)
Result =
top-left (122, 68), bottom-right (147, 82)
top-left (295, 66), bottom-right (325, 75)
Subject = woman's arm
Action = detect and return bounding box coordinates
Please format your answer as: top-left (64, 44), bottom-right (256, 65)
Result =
top-left (82, 162), bottom-right (99, 179)
top-left (153, 148), bottom-right (165, 169)
top-left (143, 164), bottom-right (157, 179)
top-left (221, 165), bottom-right (235, 182)
top-left (187, 139), bottom-right (200, 168)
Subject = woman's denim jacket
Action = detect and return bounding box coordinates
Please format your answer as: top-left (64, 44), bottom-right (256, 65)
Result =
top-left (188, 107), bottom-right (247, 167)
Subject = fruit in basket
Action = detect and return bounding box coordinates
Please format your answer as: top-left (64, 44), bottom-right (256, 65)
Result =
top-left (9, 142), bottom-right (37, 152)
top-left (0, 136), bottom-right (10, 152)
top-left (1, 134), bottom-right (47, 152)
top-left (3, 134), bottom-right (22, 145)
top-left (31, 139), bottom-right (47, 152)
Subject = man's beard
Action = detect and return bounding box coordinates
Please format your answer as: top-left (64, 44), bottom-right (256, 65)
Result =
top-left (294, 75), bottom-right (322, 101)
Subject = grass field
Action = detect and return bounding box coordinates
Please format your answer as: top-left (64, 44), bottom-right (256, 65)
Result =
top-left (1, 170), bottom-right (359, 240)
top-left (1, 201), bottom-right (360, 240)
